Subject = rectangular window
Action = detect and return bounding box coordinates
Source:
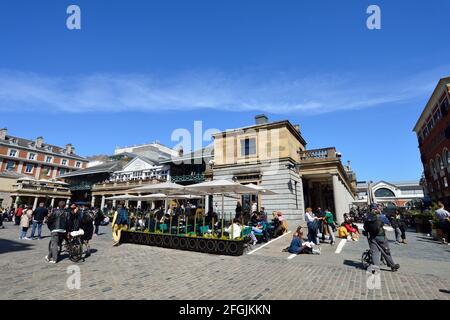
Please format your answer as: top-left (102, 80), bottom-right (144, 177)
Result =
top-left (240, 138), bottom-right (257, 157)
top-left (46, 156), bottom-right (53, 163)
top-left (6, 160), bottom-right (15, 170)
top-left (28, 153), bottom-right (36, 160)
top-left (45, 167), bottom-right (52, 177)
top-left (75, 161), bottom-right (81, 168)
top-left (61, 159), bottom-right (68, 166)
top-left (60, 168), bottom-right (66, 175)
top-left (427, 120), bottom-right (433, 132)
top-left (25, 163), bottom-right (34, 173)
top-left (9, 149), bottom-right (17, 157)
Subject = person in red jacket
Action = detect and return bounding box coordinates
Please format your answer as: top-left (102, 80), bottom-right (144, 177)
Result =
top-left (15, 205), bottom-right (23, 225)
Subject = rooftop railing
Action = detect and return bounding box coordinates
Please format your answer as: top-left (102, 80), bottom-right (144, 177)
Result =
top-left (299, 147), bottom-right (338, 161)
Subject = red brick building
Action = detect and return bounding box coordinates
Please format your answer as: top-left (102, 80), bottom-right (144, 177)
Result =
top-left (0, 128), bottom-right (87, 179)
top-left (0, 128), bottom-right (88, 208)
top-left (413, 77), bottom-right (450, 205)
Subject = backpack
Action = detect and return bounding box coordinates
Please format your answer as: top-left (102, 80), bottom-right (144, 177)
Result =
top-left (363, 213), bottom-right (382, 238)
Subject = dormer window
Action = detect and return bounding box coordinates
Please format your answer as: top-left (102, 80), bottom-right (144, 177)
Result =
top-left (8, 149), bottom-right (18, 157)
top-left (61, 159), bottom-right (68, 166)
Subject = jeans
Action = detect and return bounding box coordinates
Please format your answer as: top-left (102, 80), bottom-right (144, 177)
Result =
top-left (30, 221), bottom-right (43, 239)
top-left (94, 224), bottom-right (100, 235)
top-left (48, 233), bottom-right (64, 262)
top-left (394, 227), bottom-right (405, 242)
top-left (324, 224), bottom-right (335, 243)
top-left (307, 221), bottom-right (319, 244)
top-left (19, 227), bottom-right (28, 239)
top-left (369, 237), bottom-right (396, 268)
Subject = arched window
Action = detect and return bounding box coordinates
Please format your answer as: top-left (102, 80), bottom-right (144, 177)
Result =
top-left (430, 159), bottom-right (436, 176)
top-left (443, 148), bottom-right (450, 167)
top-left (437, 154), bottom-right (445, 171)
top-left (374, 188), bottom-right (396, 198)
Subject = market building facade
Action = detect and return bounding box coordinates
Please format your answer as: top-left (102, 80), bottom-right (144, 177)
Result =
top-left (211, 115), bottom-right (356, 226)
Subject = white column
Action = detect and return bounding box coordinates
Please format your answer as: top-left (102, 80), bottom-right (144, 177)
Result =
top-left (112, 199), bottom-right (117, 208)
top-left (125, 200), bottom-right (129, 208)
top-left (332, 174), bottom-right (344, 224)
top-left (50, 198), bottom-right (55, 207)
top-left (100, 195), bottom-right (106, 209)
top-left (35, 165), bottom-right (42, 179)
top-left (91, 196), bottom-right (96, 208)
top-left (14, 196), bottom-right (20, 209)
top-left (32, 197), bottom-right (39, 210)
top-left (17, 161), bottom-right (24, 174)
top-left (204, 195), bottom-right (208, 212)
top-left (66, 198), bottom-right (70, 207)
top-left (52, 167), bottom-right (58, 178)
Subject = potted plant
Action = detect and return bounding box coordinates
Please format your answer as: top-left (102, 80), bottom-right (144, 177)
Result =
top-left (431, 220), bottom-right (443, 241)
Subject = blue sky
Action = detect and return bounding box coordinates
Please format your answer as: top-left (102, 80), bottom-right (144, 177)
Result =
top-left (0, 0), bottom-right (449, 182)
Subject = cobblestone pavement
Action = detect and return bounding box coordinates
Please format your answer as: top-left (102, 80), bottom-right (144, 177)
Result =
top-left (0, 222), bottom-right (449, 300)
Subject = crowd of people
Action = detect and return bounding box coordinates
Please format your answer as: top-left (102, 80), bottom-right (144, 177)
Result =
top-left (108, 200), bottom-right (291, 246)
top-left (2, 197), bottom-right (450, 270)
top-left (0, 202), bottom-right (107, 263)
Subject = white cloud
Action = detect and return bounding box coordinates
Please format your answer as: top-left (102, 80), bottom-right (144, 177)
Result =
top-left (0, 67), bottom-right (446, 115)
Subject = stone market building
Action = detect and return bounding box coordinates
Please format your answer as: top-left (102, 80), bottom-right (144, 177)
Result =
top-left (211, 115), bottom-right (356, 226)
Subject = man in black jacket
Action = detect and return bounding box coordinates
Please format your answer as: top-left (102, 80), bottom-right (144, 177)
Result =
top-left (30, 202), bottom-right (48, 240)
top-left (45, 201), bottom-right (68, 264)
top-left (389, 210), bottom-right (407, 244)
top-left (364, 205), bottom-right (400, 272)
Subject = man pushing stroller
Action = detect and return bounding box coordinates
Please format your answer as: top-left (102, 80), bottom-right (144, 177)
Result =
top-left (363, 204), bottom-right (400, 272)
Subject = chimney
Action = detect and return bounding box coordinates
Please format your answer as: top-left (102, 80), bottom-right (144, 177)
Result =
top-left (255, 114), bottom-right (268, 125)
top-left (66, 143), bottom-right (74, 154)
top-left (35, 136), bottom-right (44, 148)
top-left (294, 124), bottom-right (300, 132)
top-left (0, 128), bottom-right (7, 140)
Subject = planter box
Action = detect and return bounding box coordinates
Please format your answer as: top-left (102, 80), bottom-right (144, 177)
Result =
top-left (431, 228), bottom-right (444, 241)
top-left (119, 231), bottom-right (245, 256)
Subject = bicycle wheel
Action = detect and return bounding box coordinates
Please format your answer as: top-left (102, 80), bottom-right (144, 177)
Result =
top-left (69, 241), bottom-right (83, 262)
top-left (361, 250), bottom-right (371, 269)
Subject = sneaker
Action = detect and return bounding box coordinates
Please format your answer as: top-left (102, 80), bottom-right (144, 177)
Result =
top-left (391, 264), bottom-right (400, 272)
top-left (330, 240), bottom-right (335, 246)
top-left (402, 240), bottom-right (407, 244)
top-left (48, 260), bottom-right (56, 264)
top-left (44, 255), bottom-right (49, 262)
top-left (113, 241), bottom-right (120, 247)
top-left (252, 240), bottom-right (257, 246)
top-left (395, 241), bottom-right (401, 245)
top-left (23, 237), bottom-right (31, 240)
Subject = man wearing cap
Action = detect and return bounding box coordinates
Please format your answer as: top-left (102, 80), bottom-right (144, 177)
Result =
top-left (364, 204), bottom-right (400, 272)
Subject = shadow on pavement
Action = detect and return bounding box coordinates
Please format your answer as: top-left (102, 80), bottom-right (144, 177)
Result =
top-left (0, 238), bottom-right (34, 254)
top-left (439, 289), bottom-right (450, 294)
top-left (343, 259), bottom-right (365, 270)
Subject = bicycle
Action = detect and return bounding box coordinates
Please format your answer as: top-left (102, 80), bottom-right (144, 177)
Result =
top-left (48, 230), bottom-right (85, 263)
top-left (361, 247), bottom-right (386, 270)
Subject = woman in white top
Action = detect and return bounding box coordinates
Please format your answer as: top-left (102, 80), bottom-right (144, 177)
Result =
top-left (304, 208), bottom-right (320, 245)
